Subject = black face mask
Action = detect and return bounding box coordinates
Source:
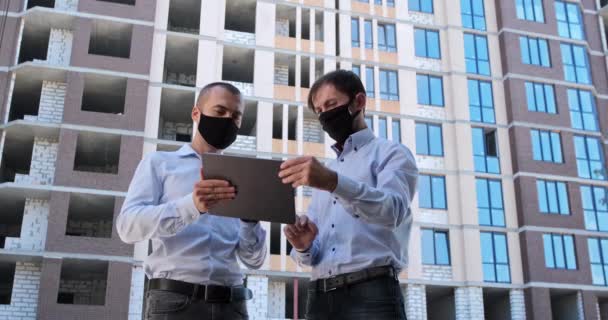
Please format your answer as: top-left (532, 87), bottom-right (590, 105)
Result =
top-left (318, 102), bottom-right (361, 145)
top-left (197, 114), bottom-right (239, 150)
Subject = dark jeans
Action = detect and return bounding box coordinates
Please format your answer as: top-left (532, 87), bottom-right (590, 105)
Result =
top-left (306, 276), bottom-right (407, 320)
top-left (145, 289), bottom-right (248, 320)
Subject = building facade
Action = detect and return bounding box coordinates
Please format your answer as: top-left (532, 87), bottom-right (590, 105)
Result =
top-left (0, 0), bottom-right (606, 319)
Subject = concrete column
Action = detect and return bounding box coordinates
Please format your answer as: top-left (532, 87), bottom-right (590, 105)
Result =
top-left (154, 0), bottom-right (169, 29)
top-left (405, 284), bottom-right (427, 320)
top-left (144, 86), bottom-right (162, 140)
top-left (509, 289), bottom-right (526, 320)
top-left (282, 104), bottom-right (289, 152)
top-left (257, 102), bottom-right (273, 152)
top-left (149, 33), bottom-right (167, 83)
top-left (577, 291), bottom-right (585, 320)
top-left (197, 40), bottom-right (221, 87)
top-left (455, 287), bottom-right (484, 320)
top-left (200, 0), bottom-right (225, 37)
top-left (46, 29), bottom-right (72, 66)
top-left (127, 265), bottom-right (145, 320)
top-left (246, 276), bottom-right (269, 320)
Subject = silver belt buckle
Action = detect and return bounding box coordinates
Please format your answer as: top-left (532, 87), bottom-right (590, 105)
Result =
top-left (322, 277), bottom-right (337, 292)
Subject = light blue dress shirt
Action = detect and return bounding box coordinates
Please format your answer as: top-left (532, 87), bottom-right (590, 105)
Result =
top-left (117, 144), bottom-right (267, 286)
top-left (291, 128), bottom-right (418, 280)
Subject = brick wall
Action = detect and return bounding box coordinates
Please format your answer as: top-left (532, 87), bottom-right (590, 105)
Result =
top-left (303, 117), bottom-right (323, 143)
top-left (274, 65), bottom-right (289, 85)
top-left (267, 280), bottom-right (285, 319)
top-left (127, 265), bottom-right (144, 320)
top-left (246, 276), bottom-right (268, 320)
top-left (229, 135), bottom-right (257, 152)
top-left (455, 287), bottom-right (484, 320)
top-left (46, 29), bottom-right (73, 66)
top-left (0, 262), bottom-right (42, 320)
top-left (23, 81), bottom-right (66, 124)
top-left (165, 72), bottom-right (196, 86)
top-left (15, 137), bottom-right (59, 185)
top-left (405, 284), bottom-right (427, 320)
top-left (577, 291), bottom-right (585, 320)
top-left (65, 220), bottom-right (112, 238)
top-left (224, 30), bottom-right (255, 46)
top-left (4, 199), bottom-right (49, 251)
top-left (421, 265), bottom-right (453, 282)
top-left (58, 279), bottom-right (106, 305)
top-left (55, 0), bottom-right (78, 11)
top-left (510, 289), bottom-right (526, 320)
top-left (276, 19), bottom-right (289, 37)
top-left (161, 120), bottom-right (192, 141)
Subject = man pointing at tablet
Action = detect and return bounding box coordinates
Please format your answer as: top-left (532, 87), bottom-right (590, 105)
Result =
top-left (280, 70), bottom-right (418, 320)
top-left (117, 82), bottom-right (266, 320)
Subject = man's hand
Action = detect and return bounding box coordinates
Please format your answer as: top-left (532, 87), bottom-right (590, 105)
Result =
top-left (193, 168), bottom-right (236, 213)
top-left (283, 215), bottom-right (318, 252)
top-left (278, 156), bottom-right (338, 192)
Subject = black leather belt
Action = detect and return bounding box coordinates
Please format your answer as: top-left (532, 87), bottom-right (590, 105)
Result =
top-left (148, 278), bottom-right (253, 303)
top-left (310, 266), bottom-right (398, 293)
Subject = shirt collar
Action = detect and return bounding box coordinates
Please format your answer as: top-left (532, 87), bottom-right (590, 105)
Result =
top-left (331, 128), bottom-right (375, 156)
top-left (176, 144), bottom-right (200, 159)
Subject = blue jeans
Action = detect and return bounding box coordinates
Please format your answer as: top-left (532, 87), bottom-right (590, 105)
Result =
top-left (145, 289), bottom-right (248, 320)
top-left (305, 276), bottom-right (407, 320)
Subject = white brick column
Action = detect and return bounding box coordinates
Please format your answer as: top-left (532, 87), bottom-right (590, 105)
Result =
top-left (54, 0), bottom-right (78, 11)
top-left (455, 287), bottom-right (484, 320)
top-left (509, 289), bottom-right (525, 320)
top-left (128, 265), bottom-right (145, 320)
top-left (15, 137), bottom-right (59, 185)
top-left (46, 29), bottom-right (73, 66)
top-left (577, 291), bottom-right (585, 320)
top-left (24, 81), bottom-right (66, 124)
top-left (246, 276), bottom-right (269, 320)
top-left (0, 262), bottom-right (42, 320)
top-left (267, 280), bottom-right (286, 319)
top-left (405, 284), bottom-right (427, 320)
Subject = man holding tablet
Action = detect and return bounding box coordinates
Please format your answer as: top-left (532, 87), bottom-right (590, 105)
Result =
top-left (280, 70), bottom-right (418, 320)
top-left (117, 82), bottom-right (266, 320)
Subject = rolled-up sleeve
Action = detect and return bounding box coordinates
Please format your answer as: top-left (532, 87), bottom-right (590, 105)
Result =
top-left (116, 154), bottom-right (201, 244)
top-left (332, 146), bottom-right (418, 229)
top-left (237, 221), bottom-right (267, 269)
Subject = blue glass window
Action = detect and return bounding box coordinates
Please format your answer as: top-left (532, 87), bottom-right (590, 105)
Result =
top-left (419, 175), bottom-right (447, 209)
top-left (380, 69), bottom-right (399, 100)
top-left (537, 180), bottom-right (570, 215)
top-left (378, 23), bottom-right (397, 52)
top-left (516, 0), bottom-right (545, 23)
top-left (520, 36), bottom-right (551, 67)
top-left (468, 79), bottom-right (494, 123)
top-left (562, 43), bottom-right (590, 84)
top-left (582, 186), bottom-right (608, 232)
top-left (422, 229), bottom-right (450, 265)
top-left (555, 1), bottom-right (584, 40)
top-left (417, 74), bottom-right (444, 107)
top-left (378, 118), bottom-right (387, 139)
top-left (364, 20), bottom-right (373, 49)
top-left (472, 128), bottom-right (500, 174)
top-left (366, 67), bottom-right (375, 98)
top-left (481, 232), bottom-right (510, 283)
top-left (568, 89), bottom-right (598, 131)
top-left (410, 0), bottom-right (433, 13)
top-left (461, 0), bottom-right (486, 30)
top-left (365, 115), bottom-right (373, 130)
top-left (574, 136), bottom-right (606, 180)
top-left (588, 238), bottom-right (608, 285)
top-left (464, 33), bottom-right (490, 75)
top-left (543, 233), bottom-right (577, 270)
top-left (531, 129), bottom-right (563, 163)
top-left (415, 28), bottom-right (441, 59)
top-left (525, 82), bottom-right (556, 114)
top-left (351, 18), bottom-right (360, 48)
top-left (392, 119), bottom-right (401, 143)
top-left (416, 122), bottom-right (443, 157)
top-left (352, 64), bottom-right (361, 78)
top-left (477, 179), bottom-right (505, 226)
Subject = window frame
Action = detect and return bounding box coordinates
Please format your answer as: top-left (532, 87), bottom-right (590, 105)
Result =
top-left (417, 74), bottom-right (444, 107)
top-left (464, 33), bottom-right (490, 75)
top-left (415, 28), bottom-right (441, 59)
top-left (543, 233), bottom-right (577, 270)
top-left (477, 178), bottom-right (506, 227)
top-left (419, 174), bottom-right (447, 209)
top-left (416, 122), bottom-right (444, 157)
top-left (422, 229), bottom-right (451, 265)
top-left (530, 129), bottom-right (563, 163)
top-left (520, 36), bottom-right (551, 67)
top-left (536, 179), bottom-right (570, 215)
top-left (525, 82), bottom-right (557, 114)
top-left (481, 232), bottom-right (511, 283)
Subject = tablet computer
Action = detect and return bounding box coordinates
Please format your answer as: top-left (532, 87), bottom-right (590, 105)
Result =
top-left (201, 153), bottom-right (296, 224)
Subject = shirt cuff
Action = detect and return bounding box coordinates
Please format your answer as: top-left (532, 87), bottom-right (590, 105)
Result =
top-left (175, 192), bottom-right (200, 226)
top-left (332, 173), bottom-right (360, 201)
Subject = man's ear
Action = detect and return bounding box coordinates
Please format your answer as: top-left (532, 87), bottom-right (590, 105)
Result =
top-left (191, 105), bottom-right (200, 123)
top-left (354, 93), bottom-right (366, 112)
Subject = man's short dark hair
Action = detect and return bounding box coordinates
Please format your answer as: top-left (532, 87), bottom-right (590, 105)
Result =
top-left (307, 70), bottom-right (366, 112)
top-left (197, 82), bottom-right (241, 106)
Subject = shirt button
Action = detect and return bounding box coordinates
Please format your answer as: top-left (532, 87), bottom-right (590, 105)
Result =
top-left (354, 215), bottom-right (360, 219)
top-left (329, 270), bottom-right (332, 275)
top-left (333, 200), bottom-right (337, 204)
top-left (340, 158), bottom-right (344, 162)
top-left (332, 248), bottom-right (336, 252)
top-left (354, 147), bottom-right (358, 151)
top-left (332, 224), bottom-right (335, 228)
